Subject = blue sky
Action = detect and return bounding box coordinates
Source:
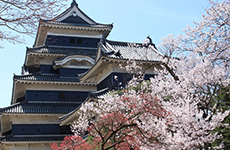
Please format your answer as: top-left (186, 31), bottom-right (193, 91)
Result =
top-left (0, 0), bottom-right (210, 107)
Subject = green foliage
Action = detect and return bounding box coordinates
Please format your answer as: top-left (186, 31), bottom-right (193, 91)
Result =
top-left (85, 136), bottom-right (101, 150)
top-left (111, 80), bottom-right (152, 96)
top-left (131, 80), bottom-right (151, 93)
top-left (212, 85), bottom-right (230, 149)
top-left (112, 89), bottom-right (125, 95)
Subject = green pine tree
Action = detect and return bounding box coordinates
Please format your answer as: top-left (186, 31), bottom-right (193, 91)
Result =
top-left (212, 85), bottom-right (230, 149)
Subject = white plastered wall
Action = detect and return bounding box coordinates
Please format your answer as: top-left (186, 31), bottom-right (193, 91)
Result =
top-left (10, 115), bottom-right (60, 125)
top-left (2, 143), bottom-right (53, 150)
top-left (47, 28), bottom-right (103, 39)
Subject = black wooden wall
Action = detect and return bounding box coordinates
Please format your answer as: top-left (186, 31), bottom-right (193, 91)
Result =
top-left (46, 35), bottom-right (100, 48)
top-left (25, 90), bottom-right (89, 102)
top-left (12, 124), bottom-right (60, 135)
top-left (97, 72), bottom-right (156, 91)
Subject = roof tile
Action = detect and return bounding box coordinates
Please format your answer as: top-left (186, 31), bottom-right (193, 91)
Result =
top-left (14, 73), bottom-right (80, 82)
top-left (101, 40), bottom-right (163, 61)
top-left (0, 101), bottom-right (81, 114)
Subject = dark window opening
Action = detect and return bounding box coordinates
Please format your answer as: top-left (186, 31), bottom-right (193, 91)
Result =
top-left (36, 94), bottom-right (38, 97)
top-left (59, 92), bottom-right (65, 98)
top-left (77, 95), bottom-right (79, 98)
top-left (77, 39), bottom-right (82, 44)
top-left (69, 38), bottom-right (75, 44)
top-left (63, 40), bottom-right (65, 43)
top-left (60, 125), bottom-right (72, 134)
top-left (38, 129), bottom-right (40, 132)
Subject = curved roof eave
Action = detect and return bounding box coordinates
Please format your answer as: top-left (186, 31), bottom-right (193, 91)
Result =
top-left (33, 21), bottom-right (43, 48)
top-left (41, 21), bottom-right (113, 31)
top-left (79, 55), bottom-right (162, 82)
top-left (13, 73), bottom-right (96, 85)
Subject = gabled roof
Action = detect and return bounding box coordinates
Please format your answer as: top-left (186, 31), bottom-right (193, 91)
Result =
top-left (79, 40), bottom-right (163, 82)
top-left (45, 0), bottom-right (112, 27)
top-left (0, 101), bottom-right (81, 114)
top-left (51, 0), bottom-right (95, 25)
top-left (33, 1), bottom-right (113, 47)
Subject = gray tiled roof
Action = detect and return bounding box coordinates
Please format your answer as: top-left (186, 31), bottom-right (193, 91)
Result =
top-left (0, 101), bottom-right (81, 114)
top-left (14, 73), bottom-right (80, 82)
top-left (43, 20), bottom-right (113, 28)
top-left (1, 134), bottom-right (72, 142)
top-left (27, 45), bottom-right (97, 59)
top-left (100, 40), bottom-right (163, 62)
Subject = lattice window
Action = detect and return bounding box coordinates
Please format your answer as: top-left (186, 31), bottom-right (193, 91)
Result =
top-left (77, 39), bottom-right (82, 44)
top-left (58, 92), bottom-right (65, 98)
top-left (69, 38), bottom-right (75, 44)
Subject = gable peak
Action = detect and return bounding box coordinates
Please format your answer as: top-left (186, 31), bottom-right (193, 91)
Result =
top-left (71, 0), bottom-right (78, 7)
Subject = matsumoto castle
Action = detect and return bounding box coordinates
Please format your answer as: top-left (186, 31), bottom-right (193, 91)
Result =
top-left (0, 1), bottom-right (163, 149)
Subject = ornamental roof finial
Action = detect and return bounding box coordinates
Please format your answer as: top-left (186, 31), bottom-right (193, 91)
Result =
top-left (71, 0), bottom-right (78, 7)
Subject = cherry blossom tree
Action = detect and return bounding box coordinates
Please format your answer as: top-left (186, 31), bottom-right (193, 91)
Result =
top-left (0, 0), bottom-right (67, 45)
top-left (52, 55), bottom-right (229, 149)
top-left (51, 135), bottom-right (97, 150)
top-left (52, 0), bottom-right (230, 149)
top-left (160, 0), bottom-right (230, 66)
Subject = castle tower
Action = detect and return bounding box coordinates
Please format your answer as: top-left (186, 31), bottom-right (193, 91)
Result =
top-left (0, 1), bottom-right (113, 149)
top-left (0, 1), bottom-right (162, 150)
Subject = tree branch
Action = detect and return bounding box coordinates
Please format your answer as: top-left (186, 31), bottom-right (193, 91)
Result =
top-left (101, 123), bottom-right (137, 150)
top-left (0, 0), bottom-right (26, 10)
top-left (162, 62), bottom-right (179, 81)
